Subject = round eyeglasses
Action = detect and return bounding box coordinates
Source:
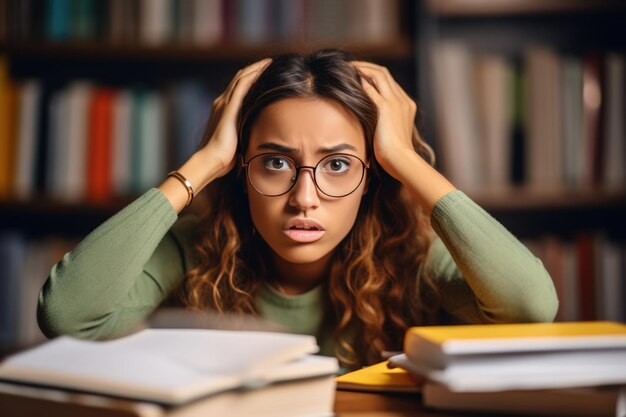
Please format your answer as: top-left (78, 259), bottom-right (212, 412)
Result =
top-left (241, 153), bottom-right (370, 197)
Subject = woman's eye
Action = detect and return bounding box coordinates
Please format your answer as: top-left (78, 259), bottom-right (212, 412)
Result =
top-left (323, 158), bottom-right (350, 173)
top-left (263, 157), bottom-right (290, 171)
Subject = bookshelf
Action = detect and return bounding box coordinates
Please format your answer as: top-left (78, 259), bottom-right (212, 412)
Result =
top-left (414, 0), bottom-right (626, 323)
top-left (0, 0), bottom-right (416, 349)
top-left (0, 0), bottom-right (624, 349)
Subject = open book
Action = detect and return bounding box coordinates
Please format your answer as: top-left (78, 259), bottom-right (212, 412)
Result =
top-left (0, 329), bottom-right (339, 406)
top-left (389, 321), bottom-right (626, 392)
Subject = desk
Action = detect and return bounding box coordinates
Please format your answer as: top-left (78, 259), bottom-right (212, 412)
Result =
top-left (0, 386), bottom-right (517, 417)
top-left (334, 390), bottom-right (507, 417)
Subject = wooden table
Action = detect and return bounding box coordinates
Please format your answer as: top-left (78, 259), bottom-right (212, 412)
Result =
top-left (334, 390), bottom-right (503, 417)
top-left (0, 388), bottom-right (513, 417)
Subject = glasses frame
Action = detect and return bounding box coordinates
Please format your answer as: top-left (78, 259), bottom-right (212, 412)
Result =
top-left (241, 152), bottom-right (370, 198)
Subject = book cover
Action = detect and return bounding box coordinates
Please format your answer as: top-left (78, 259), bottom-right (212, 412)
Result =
top-left (111, 89), bottom-right (133, 196)
top-left (336, 361), bottom-right (421, 393)
top-left (15, 80), bottom-right (41, 200)
top-left (473, 53), bottom-right (513, 188)
top-left (431, 42), bottom-right (482, 190)
top-left (582, 53), bottom-right (604, 186)
top-left (0, 57), bottom-right (18, 198)
top-left (423, 381), bottom-right (624, 417)
top-left (602, 53), bottom-right (625, 188)
top-left (87, 88), bottom-right (115, 202)
top-left (405, 321), bottom-right (626, 356)
top-left (192, 0), bottom-right (222, 45)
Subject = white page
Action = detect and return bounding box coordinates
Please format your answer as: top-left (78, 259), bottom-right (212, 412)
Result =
top-left (0, 329), bottom-right (320, 404)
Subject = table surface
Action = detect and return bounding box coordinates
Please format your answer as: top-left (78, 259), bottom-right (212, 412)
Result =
top-left (334, 390), bottom-right (508, 417)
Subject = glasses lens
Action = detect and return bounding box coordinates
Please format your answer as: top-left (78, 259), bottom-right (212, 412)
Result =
top-left (316, 154), bottom-right (364, 197)
top-left (248, 154), bottom-right (297, 195)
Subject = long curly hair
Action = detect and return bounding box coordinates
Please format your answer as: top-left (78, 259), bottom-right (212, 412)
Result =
top-left (178, 49), bottom-right (440, 368)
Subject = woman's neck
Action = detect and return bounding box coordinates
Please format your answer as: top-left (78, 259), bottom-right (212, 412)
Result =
top-left (268, 251), bottom-right (333, 295)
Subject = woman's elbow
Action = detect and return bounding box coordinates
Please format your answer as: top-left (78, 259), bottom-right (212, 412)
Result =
top-left (514, 267), bottom-right (560, 323)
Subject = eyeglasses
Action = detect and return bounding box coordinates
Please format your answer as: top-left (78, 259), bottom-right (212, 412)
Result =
top-left (241, 153), bottom-right (370, 197)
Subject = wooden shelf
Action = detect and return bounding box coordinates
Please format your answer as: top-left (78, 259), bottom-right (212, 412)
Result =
top-left (427, 0), bottom-right (625, 16)
top-left (464, 186), bottom-right (626, 238)
top-left (0, 38), bottom-right (414, 61)
top-left (0, 197), bottom-right (134, 237)
top-left (1, 187), bottom-right (625, 238)
top-left (467, 186), bottom-right (626, 211)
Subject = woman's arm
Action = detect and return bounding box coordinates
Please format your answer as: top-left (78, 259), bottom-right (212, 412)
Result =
top-left (424, 191), bottom-right (559, 323)
top-left (37, 188), bottom-right (186, 339)
top-left (38, 58), bottom-right (272, 339)
top-left (353, 61), bottom-right (558, 323)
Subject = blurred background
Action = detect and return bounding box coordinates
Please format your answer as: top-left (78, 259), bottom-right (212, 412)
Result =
top-left (0, 0), bottom-right (625, 350)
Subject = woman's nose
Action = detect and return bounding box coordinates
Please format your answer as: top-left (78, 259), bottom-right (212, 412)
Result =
top-left (288, 168), bottom-right (320, 211)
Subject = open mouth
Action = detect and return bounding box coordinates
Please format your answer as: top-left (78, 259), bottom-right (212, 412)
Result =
top-left (283, 227), bottom-right (325, 243)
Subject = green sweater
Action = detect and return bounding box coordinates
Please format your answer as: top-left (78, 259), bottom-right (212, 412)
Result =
top-left (37, 188), bottom-right (558, 356)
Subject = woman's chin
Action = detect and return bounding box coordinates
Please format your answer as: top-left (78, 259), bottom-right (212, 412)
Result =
top-left (269, 244), bottom-right (334, 265)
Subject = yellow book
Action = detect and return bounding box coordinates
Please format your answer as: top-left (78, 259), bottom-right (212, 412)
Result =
top-left (391, 321), bottom-right (626, 392)
top-left (405, 321), bottom-right (626, 365)
top-left (336, 361), bottom-right (422, 393)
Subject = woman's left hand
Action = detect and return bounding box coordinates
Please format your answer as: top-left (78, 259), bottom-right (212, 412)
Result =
top-left (352, 61), bottom-right (419, 180)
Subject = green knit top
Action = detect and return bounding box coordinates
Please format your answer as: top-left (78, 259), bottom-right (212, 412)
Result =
top-left (37, 188), bottom-right (558, 357)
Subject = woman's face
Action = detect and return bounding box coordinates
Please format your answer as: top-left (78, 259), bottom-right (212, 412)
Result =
top-left (244, 97), bottom-right (368, 265)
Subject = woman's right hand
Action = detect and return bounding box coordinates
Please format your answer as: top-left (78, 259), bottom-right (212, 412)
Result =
top-left (159, 58), bottom-right (271, 212)
top-left (198, 58), bottom-right (272, 181)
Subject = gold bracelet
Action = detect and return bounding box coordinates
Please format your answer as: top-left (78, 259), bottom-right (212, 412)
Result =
top-left (167, 171), bottom-right (194, 208)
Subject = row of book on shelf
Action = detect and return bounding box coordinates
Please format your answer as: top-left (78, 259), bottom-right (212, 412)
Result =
top-left (0, 0), bottom-right (401, 46)
top-left (432, 43), bottom-right (626, 192)
top-left (1, 230), bottom-right (624, 352)
top-left (0, 57), bottom-right (215, 201)
top-left (523, 233), bottom-right (626, 323)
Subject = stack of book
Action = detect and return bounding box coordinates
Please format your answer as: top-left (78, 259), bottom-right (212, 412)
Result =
top-left (379, 321), bottom-right (626, 416)
top-left (0, 328), bottom-right (339, 416)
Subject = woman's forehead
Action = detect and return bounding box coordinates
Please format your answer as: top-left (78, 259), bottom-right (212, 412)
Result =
top-left (247, 97), bottom-right (366, 156)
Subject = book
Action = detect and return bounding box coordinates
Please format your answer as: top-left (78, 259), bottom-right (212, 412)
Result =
top-left (336, 361), bottom-right (421, 393)
top-left (390, 321), bottom-right (626, 392)
top-left (87, 88), bottom-right (115, 202)
top-left (0, 328), bottom-right (339, 407)
top-left (422, 381), bottom-right (626, 417)
top-left (431, 42), bottom-right (482, 190)
top-left (0, 357), bottom-right (336, 417)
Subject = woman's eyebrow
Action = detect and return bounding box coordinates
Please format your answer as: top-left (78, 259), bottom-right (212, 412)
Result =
top-left (257, 143), bottom-right (296, 153)
top-left (318, 143), bottom-right (358, 154)
top-left (256, 142), bottom-right (358, 154)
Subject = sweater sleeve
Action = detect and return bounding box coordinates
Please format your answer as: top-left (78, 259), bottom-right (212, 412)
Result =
top-left (424, 190), bottom-right (559, 324)
top-left (37, 188), bottom-right (190, 340)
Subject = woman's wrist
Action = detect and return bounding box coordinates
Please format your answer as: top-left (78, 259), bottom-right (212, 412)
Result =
top-left (158, 149), bottom-right (225, 213)
top-left (393, 151), bottom-right (456, 216)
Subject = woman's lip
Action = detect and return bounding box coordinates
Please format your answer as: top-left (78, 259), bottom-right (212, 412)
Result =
top-left (282, 229), bottom-right (326, 243)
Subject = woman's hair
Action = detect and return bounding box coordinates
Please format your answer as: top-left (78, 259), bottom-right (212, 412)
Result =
top-left (178, 48), bottom-right (440, 368)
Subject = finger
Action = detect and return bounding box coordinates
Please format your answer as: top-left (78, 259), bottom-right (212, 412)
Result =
top-left (223, 68), bottom-right (267, 117)
top-left (360, 76), bottom-right (383, 106)
top-left (223, 58), bottom-right (272, 102)
top-left (354, 61), bottom-right (403, 98)
top-left (353, 62), bottom-right (395, 97)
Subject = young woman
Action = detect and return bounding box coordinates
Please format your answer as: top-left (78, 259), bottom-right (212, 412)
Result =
top-left (38, 49), bottom-right (558, 369)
